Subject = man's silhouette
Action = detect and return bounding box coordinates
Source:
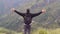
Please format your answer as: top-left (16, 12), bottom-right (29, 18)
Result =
top-left (11, 8), bottom-right (46, 34)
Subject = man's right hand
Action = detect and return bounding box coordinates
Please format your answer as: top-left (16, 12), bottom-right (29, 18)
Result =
top-left (41, 9), bottom-right (46, 13)
top-left (11, 8), bottom-right (16, 12)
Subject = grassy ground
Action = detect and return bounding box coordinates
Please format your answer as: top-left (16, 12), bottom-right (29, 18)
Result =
top-left (32, 28), bottom-right (60, 34)
top-left (0, 27), bottom-right (60, 34)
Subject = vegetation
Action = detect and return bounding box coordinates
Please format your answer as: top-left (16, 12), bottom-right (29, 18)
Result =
top-left (0, 27), bottom-right (60, 34)
top-left (32, 28), bottom-right (60, 34)
top-left (0, 0), bottom-right (60, 34)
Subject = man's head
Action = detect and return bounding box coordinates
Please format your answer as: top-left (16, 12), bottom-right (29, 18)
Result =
top-left (26, 9), bottom-right (30, 14)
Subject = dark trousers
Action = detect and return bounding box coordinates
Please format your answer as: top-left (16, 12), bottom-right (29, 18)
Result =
top-left (24, 24), bottom-right (31, 34)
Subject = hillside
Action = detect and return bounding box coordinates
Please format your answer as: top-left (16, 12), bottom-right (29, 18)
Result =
top-left (0, 0), bottom-right (60, 32)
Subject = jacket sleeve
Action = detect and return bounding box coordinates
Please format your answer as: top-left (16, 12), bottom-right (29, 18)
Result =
top-left (14, 10), bottom-right (25, 16)
top-left (31, 11), bottom-right (42, 17)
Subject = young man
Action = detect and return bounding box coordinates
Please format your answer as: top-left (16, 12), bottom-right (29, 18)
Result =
top-left (11, 8), bottom-right (46, 34)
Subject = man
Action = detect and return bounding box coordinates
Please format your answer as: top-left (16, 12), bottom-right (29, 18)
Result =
top-left (11, 8), bottom-right (46, 34)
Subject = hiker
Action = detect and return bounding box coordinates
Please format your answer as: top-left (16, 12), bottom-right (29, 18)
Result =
top-left (11, 8), bottom-right (46, 34)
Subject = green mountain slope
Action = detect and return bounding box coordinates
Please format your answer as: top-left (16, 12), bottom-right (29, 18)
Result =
top-left (0, 0), bottom-right (60, 32)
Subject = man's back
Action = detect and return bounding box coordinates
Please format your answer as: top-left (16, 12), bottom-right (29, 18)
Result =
top-left (23, 13), bottom-right (33, 25)
top-left (11, 8), bottom-right (46, 25)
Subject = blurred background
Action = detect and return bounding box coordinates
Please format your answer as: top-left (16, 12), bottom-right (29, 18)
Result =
top-left (0, 0), bottom-right (60, 34)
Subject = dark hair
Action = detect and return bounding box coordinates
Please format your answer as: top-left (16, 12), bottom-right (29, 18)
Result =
top-left (27, 9), bottom-right (29, 11)
top-left (27, 9), bottom-right (30, 13)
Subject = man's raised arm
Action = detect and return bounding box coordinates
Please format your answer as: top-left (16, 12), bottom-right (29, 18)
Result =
top-left (31, 9), bottom-right (46, 17)
top-left (11, 8), bottom-right (25, 16)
